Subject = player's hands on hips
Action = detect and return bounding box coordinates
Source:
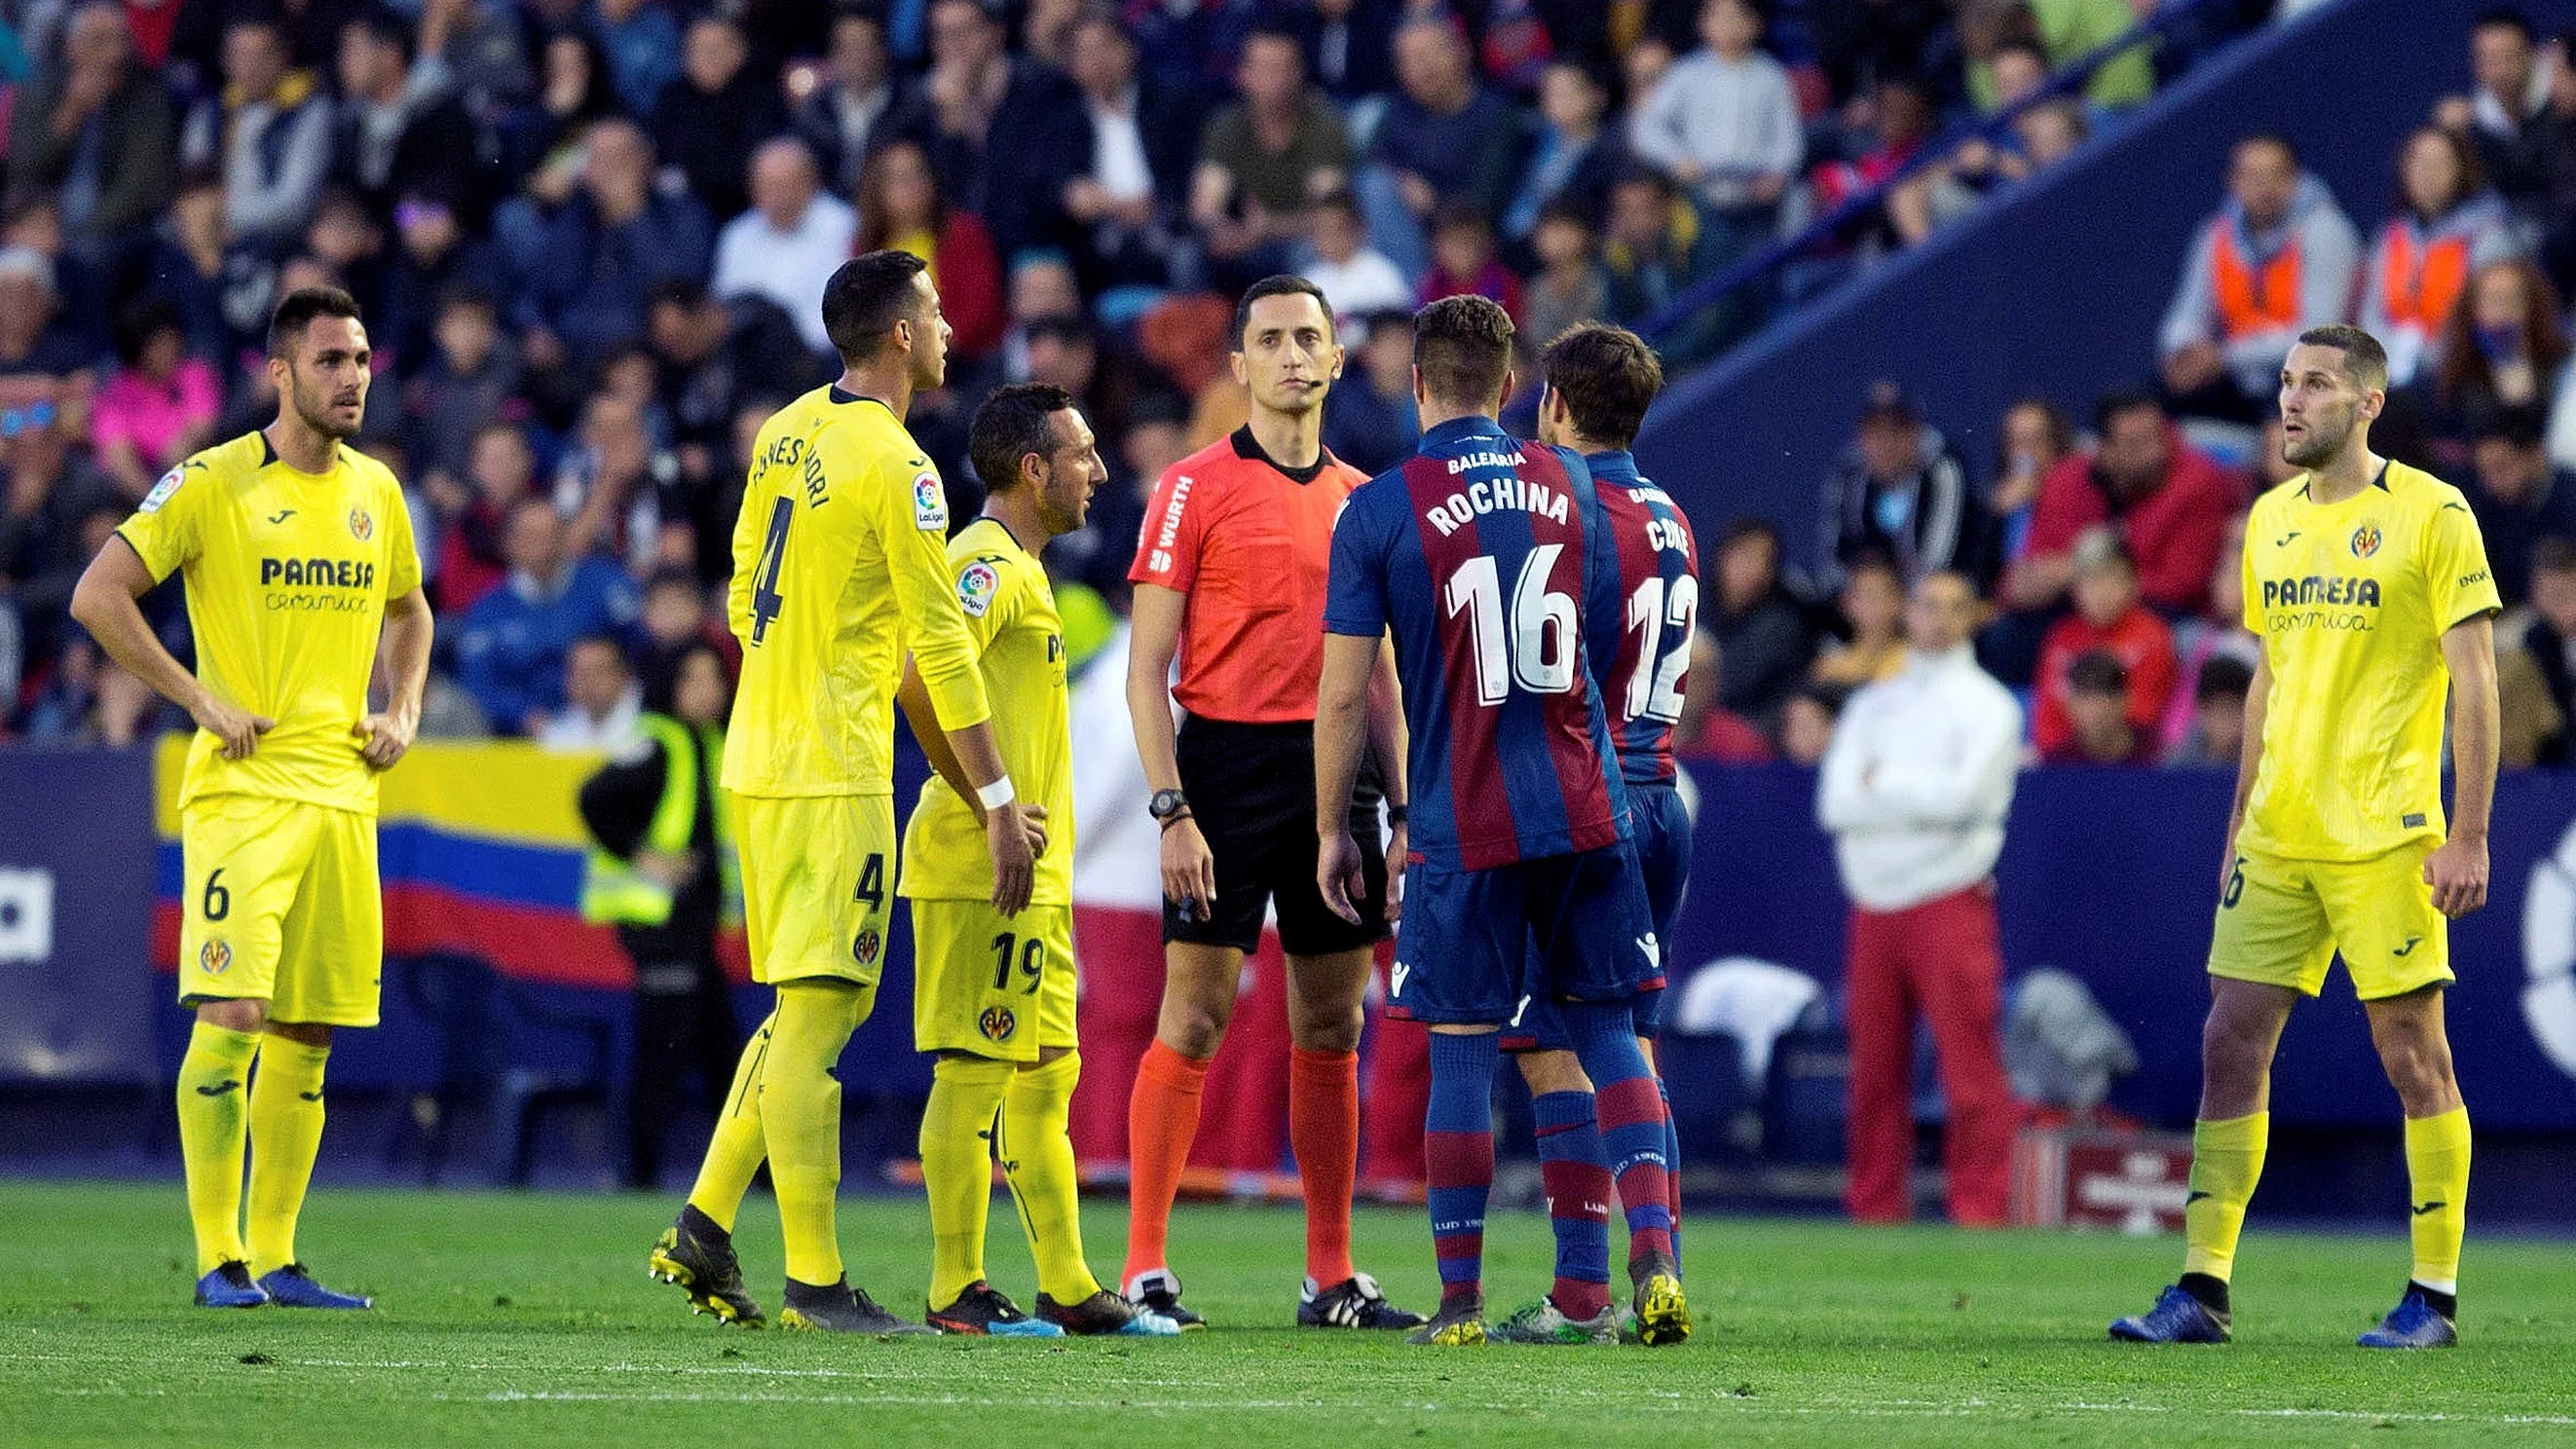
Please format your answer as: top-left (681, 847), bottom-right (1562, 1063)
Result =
top-left (354, 701), bottom-right (419, 769)
top-left (191, 688), bottom-right (275, 760)
top-left (986, 801), bottom-right (1037, 915)
top-left (1381, 819), bottom-right (1407, 924)
top-left (1019, 802), bottom-right (1049, 859)
top-left (1161, 815), bottom-right (1216, 922)
top-left (2423, 835), bottom-right (2489, 917)
top-left (1318, 830), bottom-right (1366, 926)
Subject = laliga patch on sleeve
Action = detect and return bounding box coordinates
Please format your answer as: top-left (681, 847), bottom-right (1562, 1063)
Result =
top-left (138, 464), bottom-right (188, 513)
top-left (956, 559), bottom-right (1001, 616)
top-left (913, 472), bottom-right (948, 531)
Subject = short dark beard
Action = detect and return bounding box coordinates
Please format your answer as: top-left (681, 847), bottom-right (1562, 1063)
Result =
top-left (294, 379), bottom-right (360, 441)
top-left (2283, 414), bottom-right (2348, 470)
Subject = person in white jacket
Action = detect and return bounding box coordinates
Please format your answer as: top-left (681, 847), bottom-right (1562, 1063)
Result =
top-left (1817, 571), bottom-right (2024, 1226)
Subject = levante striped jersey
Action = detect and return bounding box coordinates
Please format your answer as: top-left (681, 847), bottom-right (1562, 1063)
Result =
top-left (1585, 449), bottom-right (1701, 787)
top-left (1325, 416), bottom-right (1630, 873)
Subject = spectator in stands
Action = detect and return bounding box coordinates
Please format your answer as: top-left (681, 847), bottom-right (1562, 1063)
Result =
top-left (401, 285), bottom-right (522, 492)
top-left (1808, 0), bottom-right (1950, 111)
top-left (2164, 653), bottom-right (2254, 768)
top-left (593, 0), bottom-right (683, 117)
top-left (1361, 13), bottom-right (1531, 282)
top-left (1519, 202), bottom-right (1614, 360)
top-left (793, 7), bottom-right (906, 197)
top-left (2502, 535), bottom-right (2576, 763)
top-left (2030, 0), bottom-right (2153, 109)
top-left (377, 189), bottom-right (505, 370)
top-left (144, 167), bottom-right (240, 365)
top-left (917, 0), bottom-right (1081, 264)
top-left (1819, 569), bottom-right (2024, 1227)
top-left (558, 388), bottom-right (683, 580)
top-left (90, 299), bottom-right (217, 501)
top-left (1060, 13), bottom-right (1199, 294)
top-left (1981, 396), bottom-right (2074, 590)
top-left (1807, 74), bottom-right (1938, 259)
top-left (19, 625), bottom-right (168, 744)
top-left (710, 138), bottom-right (855, 361)
top-left (1777, 679), bottom-right (1847, 764)
top-left (1191, 24), bottom-right (1350, 282)
top-left (455, 496), bottom-right (642, 737)
top-left (2438, 8), bottom-right (2564, 224)
top-left (1814, 380), bottom-right (1979, 593)
top-left (1602, 167), bottom-right (1722, 354)
top-left (503, 30), bottom-right (620, 185)
top-left (2158, 508), bottom-right (2259, 753)
top-left (647, 278), bottom-right (818, 498)
top-left (5, 2), bottom-right (175, 264)
top-left (182, 18), bottom-right (334, 251)
top-left (2031, 531), bottom-right (2178, 762)
top-left (2466, 400), bottom-right (2576, 606)
top-left (1321, 307), bottom-right (1418, 474)
top-left (1711, 516), bottom-right (1815, 727)
top-left (1418, 204), bottom-right (1522, 321)
top-left (1299, 0), bottom-right (1397, 103)
top-left (1504, 59), bottom-right (1623, 247)
top-left (331, 9), bottom-right (485, 230)
top-left (539, 633), bottom-right (644, 752)
top-left (649, 14), bottom-right (786, 225)
top-left (413, 0), bottom-right (532, 130)
top-left (1673, 628), bottom-right (1776, 762)
top-left (857, 136), bottom-right (1003, 365)
top-left (2158, 133), bottom-right (2361, 422)
top-left (1959, 5), bottom-right (2046, 113)
top-left (2360, 126), bottom-right (2520, 389)
top-left (636, 565), bottom-right (733, 682)
top-left (1300, 190), bottom-right (1412, 330)
top-left (1889, 58), bottom-right (2092, 243)
top-left (497, 116), bottom-right (712, 366)
top-left (1811, 550), bottom-right (1909, 688)
top-left (0, 248), bottom-right (94, 412)
top-left (2047, 650), bottom-right (2153, 764)
top-left (0, 401), bottom-right (121, 674)
top-left (2419, 258), bottom-right (2576, 473)
top-left (428, 418), bottom-right (536, 614)
top-left (2008, 389), bottom-right (2243, 620)
top-left (1628, 0), bottom-right (1801, 267)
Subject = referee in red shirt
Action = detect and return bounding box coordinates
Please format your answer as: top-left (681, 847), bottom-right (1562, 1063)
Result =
top-left (1121, 277), bottom-right (1421, 1331)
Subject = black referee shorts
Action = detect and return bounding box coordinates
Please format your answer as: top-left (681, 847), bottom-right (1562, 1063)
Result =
top-left (1167, 715), bottom-right (1391, 957)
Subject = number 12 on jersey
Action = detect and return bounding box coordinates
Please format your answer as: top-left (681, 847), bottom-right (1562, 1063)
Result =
top-left (1444, 543), bottom-right (1578, 705)
top-left (748, 496), bottom-right (793, 646)
top-left (1623, 575), bottom-right (1697, 724)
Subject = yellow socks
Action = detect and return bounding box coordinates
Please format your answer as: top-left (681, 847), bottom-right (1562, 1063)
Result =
top-left (686, 1010), bottom-right (777, 1234)
top-left (1002, 1052), bottom-right (1101, 1304)
top-left (2404, 1106), bottom-right (2471, 1291)
top-left (765, 982), bottom-right (871, 1286)
top-left (176, 1022), bottom-right (262, 1274)
top-left (921, 1055), bottom-right (1015, 1308)
top-left (244, 1035), bottom-right (331, 1275)
top-left (2182, 1111), bottom-right (2269, 1283)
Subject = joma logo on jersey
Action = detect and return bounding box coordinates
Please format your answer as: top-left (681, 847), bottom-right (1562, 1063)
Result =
top-left (2259, 576), bottom-right (2381, 610)
top-left (1423, 474), bottom-right (1569, 536)
top-left (259, 556), bottom-right (377, 589)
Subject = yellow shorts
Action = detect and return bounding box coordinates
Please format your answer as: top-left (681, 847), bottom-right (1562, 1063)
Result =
top-left (908, 899), bottom-right (1077, 1060)
top-left (740, 793), bottom-right (897, 987)
top-left (2208, 843), bottom-right (2453, 1000)
top-left (178, 795), bottom-right (383, 1026)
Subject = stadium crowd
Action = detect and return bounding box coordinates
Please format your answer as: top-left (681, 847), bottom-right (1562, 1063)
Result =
top-left (4, 0), bottom-right (2572, 775)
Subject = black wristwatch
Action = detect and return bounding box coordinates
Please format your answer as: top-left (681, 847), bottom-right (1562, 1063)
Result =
top-left (1148, 788), bottom-right (1189, 823)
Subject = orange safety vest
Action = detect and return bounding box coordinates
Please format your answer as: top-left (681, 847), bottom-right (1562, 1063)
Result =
top-left (2377, 223), bottom-right (2472, 335)
top-left (2211, 227), bottom-right (2303, 341)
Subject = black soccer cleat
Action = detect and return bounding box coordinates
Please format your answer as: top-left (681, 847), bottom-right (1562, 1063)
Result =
top-left (1037, 1289), bottom-right (1184, 1336)
top-left (777, 1277), bottom-right (936, 1335)
top-left (927, 1281), bottom-right (1064, 1337)
top-left (1122, 1269), bottom-right (1208, 1331)
top-left (648, 1211), bottom-right (765, 1327)
top-left (1298, 1272), bottom-right (1427, 1330)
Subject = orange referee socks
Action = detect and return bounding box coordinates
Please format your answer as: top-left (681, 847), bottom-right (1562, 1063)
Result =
top-left (1123, 1040), bottom-right (1210, 1284)
top-left (1289, 1047), bottom-right (1360, 1286)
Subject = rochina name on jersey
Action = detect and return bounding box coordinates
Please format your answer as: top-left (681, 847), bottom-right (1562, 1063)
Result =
top-left (1425, 472), bottom-right (1570, 536)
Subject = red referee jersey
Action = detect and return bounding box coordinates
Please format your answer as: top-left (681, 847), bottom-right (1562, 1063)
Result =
top-left (1129, 427), bottom-right (1367, 724)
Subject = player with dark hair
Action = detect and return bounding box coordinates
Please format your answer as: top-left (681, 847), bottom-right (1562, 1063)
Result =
top-left (2113, 323), bottom-right (2500, 1349)
top-left (896, 384), bottom-right (1179, 1338)
top-left (1315, 296), bottom-right (1683, 1347)
top-left (1122, 275), bottom-right (1422, 1331)
top-left (648, 252), bottom-right (1042, 1334)
top-left (1490, 323), bottom-right (1699, 1345)
top-left (72, 285), bottom-right (433, 1309)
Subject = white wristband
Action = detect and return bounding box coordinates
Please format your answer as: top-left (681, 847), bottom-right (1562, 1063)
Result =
top-left (976, 776), bottom-right (1017, 810)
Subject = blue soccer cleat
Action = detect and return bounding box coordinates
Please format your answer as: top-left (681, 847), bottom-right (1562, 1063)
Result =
top-left (2358, 1287), bottom-right (2457, 1349)
top-left (2109, 1283), bottom-right (2231, 1344)
top-left (195, 1262), bottom-right (269, 1309)
top-left (927, 1282), bottom-right (1064, 1337)
top-left (257, 1264), bottom-right (373, 1309)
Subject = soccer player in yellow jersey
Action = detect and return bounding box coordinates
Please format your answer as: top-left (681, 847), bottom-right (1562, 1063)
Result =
top-left (2113, 325), bottom-right (2500, 1350)
top-left (896, 384), bottom-right (1179, 1338)
top-left (647, 251), bottom-right (1042, 1335)
top-left (68, 287), bottom-right (432, 1311)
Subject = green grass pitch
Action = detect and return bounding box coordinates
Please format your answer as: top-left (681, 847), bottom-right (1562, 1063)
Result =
top-left (5, 1179), bottom-right (2574, 1446)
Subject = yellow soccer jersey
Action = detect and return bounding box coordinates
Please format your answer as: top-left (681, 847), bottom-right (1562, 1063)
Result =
top-left (115, 432), bottom-right (421, 815)
top-left (900, 518), bottom-right (1072, 906)
top-left (2236, 460), bottom-right (2501, 861)
top-left (723, 387), bottom-right (989, 799)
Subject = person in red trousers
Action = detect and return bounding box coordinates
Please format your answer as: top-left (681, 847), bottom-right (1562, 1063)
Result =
top-left (1816, 572), bottom-right (2026, 1225)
